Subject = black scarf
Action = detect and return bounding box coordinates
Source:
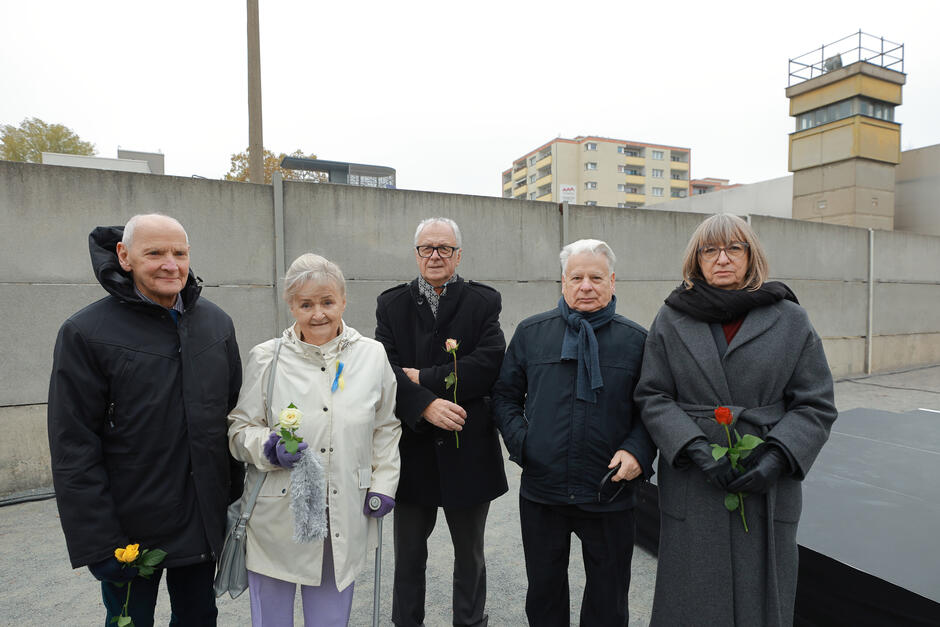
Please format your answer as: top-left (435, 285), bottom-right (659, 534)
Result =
top-left (664, 279), bottom-right (798, 323)
top-left (559, 295), bottom-right (617, 403)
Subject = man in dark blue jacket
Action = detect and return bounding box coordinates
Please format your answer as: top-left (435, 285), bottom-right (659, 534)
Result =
top-left (492, 238), bottom-right (655, 627)
top-left (48, 214), bottom-right (242, 626)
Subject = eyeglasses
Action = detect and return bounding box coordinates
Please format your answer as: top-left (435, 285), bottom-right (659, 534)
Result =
top-left (416, 245), bottom-right (459, 258)
top-left (698, 241), bottom-right (749, 261)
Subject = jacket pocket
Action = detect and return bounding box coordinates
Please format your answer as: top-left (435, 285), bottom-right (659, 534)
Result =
top-left (656, 457), bottom-right (688, 521)
top-left (258, 469), bottom-right (291, 498)
top-left (761, 475), bottom-right (803, 523)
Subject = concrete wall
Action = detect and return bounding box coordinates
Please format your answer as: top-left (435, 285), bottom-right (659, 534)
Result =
top-left (647, 175), bottom-right (794, 219)
top-left (896, 144), bottom-right (940, 236)
top-left (2, 159), bottom-right (938, 496)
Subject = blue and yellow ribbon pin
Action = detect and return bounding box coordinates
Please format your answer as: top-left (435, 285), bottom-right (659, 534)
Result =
top-left (331, 362), bottom-right (345, 393)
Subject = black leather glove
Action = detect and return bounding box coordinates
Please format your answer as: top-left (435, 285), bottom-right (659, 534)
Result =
top-left (727, 444), bottom-right (790, 494)
top-left (88, 556), bottom-right (138, 583)
top-left (683, 438), bottom-right (739, 490)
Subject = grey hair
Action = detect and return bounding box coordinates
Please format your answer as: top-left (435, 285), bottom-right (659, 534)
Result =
top-left (559, 239), bottom-right (616, 275)
top-left (414, 217), bottom-right (462, 247)
top-left (122, 213), bottom-right (189, 248)
top-left (283, 253), bottom-right (346, 302)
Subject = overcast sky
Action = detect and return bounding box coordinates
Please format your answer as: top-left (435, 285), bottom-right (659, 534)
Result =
top-left (2, 1), bottom-right (936, 197)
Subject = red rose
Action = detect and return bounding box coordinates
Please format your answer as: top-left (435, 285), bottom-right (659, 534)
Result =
top-left (714, 406), bottom-right (733, 425)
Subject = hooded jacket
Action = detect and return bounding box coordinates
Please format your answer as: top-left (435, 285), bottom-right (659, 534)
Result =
top-left (48, 226), bottom-right (243, 569)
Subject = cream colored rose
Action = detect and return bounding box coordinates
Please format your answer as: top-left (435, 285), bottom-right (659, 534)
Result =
top-left (278, 406), bottom-right (303, 430)
top-left (445, 338), bottom-right (459, 353)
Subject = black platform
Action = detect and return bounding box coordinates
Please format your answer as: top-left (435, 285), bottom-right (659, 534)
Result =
top-left (636, 408), bottom-right (940, 626)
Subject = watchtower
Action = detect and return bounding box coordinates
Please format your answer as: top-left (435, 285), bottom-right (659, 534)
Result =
top-left (787, 31), bottom-right (905, 229)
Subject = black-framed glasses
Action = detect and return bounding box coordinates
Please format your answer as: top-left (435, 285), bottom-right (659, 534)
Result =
top-left (416, 245), bottom-right (459, 258)
top-left (698, 241), bottom-right (749, 261)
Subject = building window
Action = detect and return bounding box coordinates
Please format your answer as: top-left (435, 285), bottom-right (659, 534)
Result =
top-left (671, 190), bottom-right (687, 198)
top-left (671, 154), bottom-right (687, 162)
top-left (585, 162), bottom-right (597, 170)
top-left (529, 192), bottom-right (537, 200)
top-left (671, 172), bottom-right (683, 180)
top-left (585, 142), bottom-right (598, 151)
top-left (585, 181), bottom-right (597, 190)
top-left (618, 165), bottom-right (641, 175)
top-left (695, 187), bottom-right (708, 195)
top-left (652, 169), bottom-right (664, 178)
top-left (585, 201), bottom-right (597, 206)
top-left (652, 187), bottom-right (664, 197)
top-left (529, 156), bottom-right (536, 166)
top-left (652, 150), bottom-right (664, 160)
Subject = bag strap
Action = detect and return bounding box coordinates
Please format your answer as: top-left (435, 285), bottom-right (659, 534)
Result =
top-left (236, 338), bottom-right (284, 531)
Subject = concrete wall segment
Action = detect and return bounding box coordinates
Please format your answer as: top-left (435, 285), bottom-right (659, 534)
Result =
top-left (872, 229), bottom-right (940, 282)
top-left (749, 216), bottom-right (868, 281)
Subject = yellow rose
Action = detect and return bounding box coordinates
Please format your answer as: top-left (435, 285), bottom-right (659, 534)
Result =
top-left (279, 406), bottom-right (303, 430)
top-left (445, 338), bottom-right (459, 353)
top-left (114, 543), bottom-right (140, 563)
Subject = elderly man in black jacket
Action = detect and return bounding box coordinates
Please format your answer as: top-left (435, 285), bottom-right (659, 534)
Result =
top-left (375, 217), bottom-right (507, 627)
top-left (48, 214), bottom-right (242, 626)
top-left (492, 238), bottom-right (655, 627)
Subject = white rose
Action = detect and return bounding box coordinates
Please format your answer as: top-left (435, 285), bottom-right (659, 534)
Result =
top-left (278, 406), bottom-right (303, 430)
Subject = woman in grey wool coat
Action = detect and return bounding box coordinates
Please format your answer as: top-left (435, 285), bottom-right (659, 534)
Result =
top-left (634, 214), bottom-right (838, 626)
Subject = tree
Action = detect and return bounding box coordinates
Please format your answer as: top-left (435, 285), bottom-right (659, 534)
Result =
top-left (224, 148), bottom-right (327, 184)
top-left (0, 117), bottom-right (96, 163)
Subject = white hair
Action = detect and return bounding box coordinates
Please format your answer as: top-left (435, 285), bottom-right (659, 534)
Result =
top-left (283, 253), bottom-right (346, 302)
top-left (414, 217), bottom-right (462, 247)
top-left (559, 239), bottom-right (616, 275)
top-left (122, 213), bottom-right (189, 248)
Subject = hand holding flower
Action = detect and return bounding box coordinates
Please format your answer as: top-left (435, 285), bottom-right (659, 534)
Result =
top-left (709, 406), bottom-right (764, 532)
top-left (264, 431), bottom-right (308, 469)
top-left (103, 544), bottom-right (166, 627)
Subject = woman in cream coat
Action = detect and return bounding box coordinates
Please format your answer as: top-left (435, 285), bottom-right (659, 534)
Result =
top-left (229, 253), bottom-right (401, 626)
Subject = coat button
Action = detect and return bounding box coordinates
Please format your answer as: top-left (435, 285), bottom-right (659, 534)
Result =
top-left (323, 407), bottom-right (328, 412)
top-left (282, 488), bottom-right (286, 494)
top-left (435, 439), bottom-right (443, 446)
top-left (320, 448), bottom-right (326, 453)
top-left (332, 489), bottom-right (338, 495)
top-left (321, 367), bottom-right (326, 371)
top-left (335, 532), bottom-right (340, 538)
top-left (329, 447), bottom-right (333, 452)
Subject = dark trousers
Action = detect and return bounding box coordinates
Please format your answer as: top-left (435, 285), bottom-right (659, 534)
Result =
top-left (101, 561), bottom-right (217, 627)
top-left (520, 496), bottom-right (635, 627)
top-left (392, 501), bottom-right (490, 627)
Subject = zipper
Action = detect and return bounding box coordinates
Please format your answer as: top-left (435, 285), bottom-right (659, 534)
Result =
top-left (107, 402), bottom-right (116, 428)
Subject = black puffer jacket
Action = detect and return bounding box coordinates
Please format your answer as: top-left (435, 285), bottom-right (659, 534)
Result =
top-left (48, 226), bottom-right (243, 569)
top-left (492, 308), bottom-right (655, 511)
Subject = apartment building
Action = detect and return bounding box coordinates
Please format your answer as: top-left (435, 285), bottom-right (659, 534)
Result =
top-left (691, 177), bottom-right (740, 195)
top-left (501, 135), bottom-right (690, 207)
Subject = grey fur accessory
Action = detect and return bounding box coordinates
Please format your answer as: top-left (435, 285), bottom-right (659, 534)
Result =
top-left (289, 448), bottom-right (328, 543)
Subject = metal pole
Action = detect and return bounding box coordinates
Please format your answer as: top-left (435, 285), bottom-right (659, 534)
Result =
top-left (866, 228), bottom-right (874, 375)
top-left (369, 495), bottom-right (383, 627)
top-left (247, 0), bottom-right (264, 183)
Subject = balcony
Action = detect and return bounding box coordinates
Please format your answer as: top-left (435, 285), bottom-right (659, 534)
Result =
top-left (513, 167), bottom-right (527, 181)
top-left (669, 159), bottom-right (689, 171)
top-left (670, 178), bottom-right (689, 188)
top-left (536, 154), bottom-right (552, 169)
top-left (623, 174), bottom-right (645, 186)
top-left (503, 179), bottom-right (513, 191)
top-left (623, 155), bottom-right (645, 167)
top-left (622, 193), bottom-right (646, 204)
top-left (536, 172), bottom-right (552, 186)
top-left (513, 184), bottom-right (528, 198)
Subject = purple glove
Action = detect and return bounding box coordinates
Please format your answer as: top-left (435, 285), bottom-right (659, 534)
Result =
top-left (363, 492), bottom-right (395, 518)
top-left (262, 431), bottom-right (308, 469)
